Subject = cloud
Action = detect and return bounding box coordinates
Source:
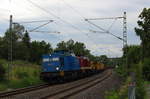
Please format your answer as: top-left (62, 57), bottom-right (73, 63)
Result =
top-left (0, 0), bottom-right (149, 57)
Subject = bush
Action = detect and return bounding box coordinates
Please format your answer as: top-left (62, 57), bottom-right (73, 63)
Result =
top-left (142, 58), bottom-right (150, 81)
top-left (115, 65), bottom-right (128, 79)
top-left (105, 90), bottom-right (120, 99)
top-left (16, 71), bottom-right (28, 79)
top-left (0, 63), bottom-right (5, 81)
top-left (136, 82), bottom-right (146, 99)
top-left (135, 63), bottom-right (146, 99)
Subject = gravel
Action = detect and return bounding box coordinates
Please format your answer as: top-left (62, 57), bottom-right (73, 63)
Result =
top-left (68, 71), bottom-right (122, 99)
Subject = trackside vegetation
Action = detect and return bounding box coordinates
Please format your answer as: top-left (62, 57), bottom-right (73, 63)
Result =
top-left (105, 77), bottom-right (131, 99)
top-left (106, 8), bottom-right (150, 99)
top-left (0, 60), bottom-right (43, 91)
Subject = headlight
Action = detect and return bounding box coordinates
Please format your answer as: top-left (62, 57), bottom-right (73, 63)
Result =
top-left (56, 67), bottom-right (59, 70)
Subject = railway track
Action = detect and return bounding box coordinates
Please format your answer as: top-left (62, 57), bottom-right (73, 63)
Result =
top-left (0, 83), bottom-right (49, 98)
top-left (0, 69), bottom-right (112, 99)
top-left (43, 70), bottom-right (112, 99)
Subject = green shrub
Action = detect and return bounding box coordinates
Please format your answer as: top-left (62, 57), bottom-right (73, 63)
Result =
top-left (135, 63), bottom-right (146, 99)
top-left (142, 58), bottom-right (150, 81)
top-left (115, 65), bottom-right (127, 79)
top-left (16, 71), bottom-right (28, 79)
top-left (136, 82), bottom-right (146, 99)
top-left (105, 90), bottom-right (120, 99)
top-left (0, 63), bottom-right (5, 81)
top-left (0, 60), bottom-right (43, 91)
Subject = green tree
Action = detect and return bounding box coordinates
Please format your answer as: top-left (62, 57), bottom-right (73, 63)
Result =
top-left (2, 23), bottom-right (25, 60)
top-left (0, 63), bottom-right (5, 81)
top-left (30, 41), bottom-right (53, 64)
top-left (134, 8), bottom-right (150, 81)
top-left (22, 31), bottom-right (30, 48)
top-left (55, 39), bottom-right (91, 57)
top-left (135, 63), bottom-right (146, 99)
top-left (66, 39), bottom-right (74, 51)
top-left (124, 45), bottom-right (141, 68)
top-left (73, 41), bottom-right (90, 56)
top-left (15, 42), bottom-right (30, 60)
top-left (142, 58), bottom-right (150, 80)
top-left (21, 31), bottom-right (31, 61)
top-left (0, 37), bottom-right (4, 58)
top-left (55, 41), bottom-right (68, 51)
top-left (135, 8), bottom-right (150, 59)
top-left (99, 55), bottom-right (109, 65)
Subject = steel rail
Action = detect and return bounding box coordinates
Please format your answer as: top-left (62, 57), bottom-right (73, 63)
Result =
top-left (0, 83), bottom-right (49, 98)
top-left (42, 70), bottom-right (112, 99)
top-left (61, 70), bottom-right (112, 99)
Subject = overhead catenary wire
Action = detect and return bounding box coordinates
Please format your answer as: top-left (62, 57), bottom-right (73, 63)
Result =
top-left (31, 30), bottom-right (60, 34)
top-left (86, 17), bottom-right (124, 20)
top-left (61, 0), bottom-right (94, 37)
top-left (25, 0), bottom-right (122, 57)
top-left (25, 0), bottom-right (90, 36)
top-left (61, 0), bottom-right (86, 19)
top-left (25, 0), bottom-right (95, 50)
top-left (60, 0), bottom-right (118, 56)
top-left (85, 19), bottom-right (108, 33)
top-left (29, 21), bottom-right (53, 32)
top-left (85, 19), bottom-right (124, 41)
top-left (17, 20), bottom-right (54, 24)
top-left (26, 0), bottom-right (86, 34)
top-left (107, 18), bottom-right (117, 31)
top-left (61, 0), bottom-right (95, 38)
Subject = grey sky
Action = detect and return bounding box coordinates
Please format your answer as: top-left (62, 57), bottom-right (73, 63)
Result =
top-left (0, 0), bottom-right (149, 57)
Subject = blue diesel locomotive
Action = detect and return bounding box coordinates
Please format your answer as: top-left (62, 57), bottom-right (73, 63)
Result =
top-left (40, 50), bottom-right (81, 81)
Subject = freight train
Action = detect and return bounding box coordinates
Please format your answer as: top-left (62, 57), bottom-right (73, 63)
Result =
top-left (40, 50), bottom-right (106, 81)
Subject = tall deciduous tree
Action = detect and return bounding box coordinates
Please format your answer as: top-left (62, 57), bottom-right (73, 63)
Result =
top-left (55, 39), bottom-right (90, 57)
top-left (22, 31), bottom-right (30, 48)
top-left (30, 41), bottom-right (53, 64)
top-left (99, 55), bottom-right (109, 65)
top-left (123, 45), bottom-right (141, 68)
top-left (0, 63), bottom-right (5, 81)
top-left (135, 8), bottom-right (150, 59)
top-left (3, 23), bottom-right (25, 60)
top-left (55, 41), bottom-right (68, 51)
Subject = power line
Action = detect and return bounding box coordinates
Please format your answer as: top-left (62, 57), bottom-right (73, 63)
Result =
top-left (85, 18), bottom-right (125, 41)
top-left (25, 0), bottom-right (119, 57)
top-left (17, 20), bottom-right (54, 24)
top-left (86, 17), bottom-right (124, 20)
top-left (61, 0), bottom-right (94, 36)
top-left (107, 18), bottom-right (117, 31)
top-left (26, 0), bottom-right (100, 49)
top-left (15, 19), bottom-right (61, 35)
top-left (59, 1), bottom-right (110, 51)
top-left (85, 19), bottom-right (108, 32)
top-left (26, 0), bottom-right (85, 34)
top-left (31, 30), bottom-right (60, 34)
top-left (61, 0), bottom-right (86, 19)
top-left (29, 21), bottom-right (53, 32)
top-left (61, 0), bottom-right (95, 37)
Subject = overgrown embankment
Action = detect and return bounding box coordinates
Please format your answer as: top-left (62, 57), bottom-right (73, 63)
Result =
top-left (0, 59), bottom-right (43, 91)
